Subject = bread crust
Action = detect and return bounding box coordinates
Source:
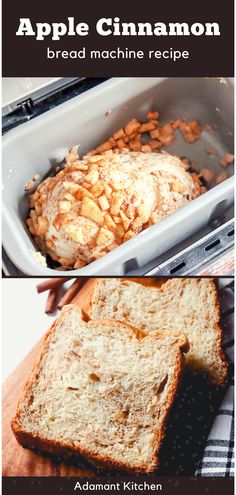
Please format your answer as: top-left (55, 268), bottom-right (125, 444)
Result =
top-left (162, 278), bottom-right (228, 385)
top-left (11, 305), bottom-right (188, 473)
top-left (210, 278), bottom-right (228, 385)
top-left (89, 278), bottom-right (228, 385)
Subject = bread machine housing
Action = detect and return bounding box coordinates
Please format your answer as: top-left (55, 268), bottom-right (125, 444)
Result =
top-left (2, 77), bottom-right (234, 275)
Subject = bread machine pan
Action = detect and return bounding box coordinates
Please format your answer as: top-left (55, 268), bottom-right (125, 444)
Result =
top-left (2, 77), bottom-right (234, 275)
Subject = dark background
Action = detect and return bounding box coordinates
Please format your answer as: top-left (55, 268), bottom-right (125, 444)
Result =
top-left (2, 0), bottom-right (234, 76)
top-left (2, 477), bottom-right (234, 495)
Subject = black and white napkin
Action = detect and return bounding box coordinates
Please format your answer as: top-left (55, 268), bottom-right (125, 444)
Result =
top-left (196, 280), bottom-right (234, 477)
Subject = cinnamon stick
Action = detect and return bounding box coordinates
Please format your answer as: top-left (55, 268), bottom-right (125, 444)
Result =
top-left (37, 277), bottom-right (72, 294)
top-left (57, 279), bottom-right (83, 310)
top-left (45, 288), bottom-right (58, 314)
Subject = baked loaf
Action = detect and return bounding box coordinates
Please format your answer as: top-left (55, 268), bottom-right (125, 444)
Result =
top-left (12, 306), bottom-right (189, 473)
top-left (89, 278), bottom-right (227, 385)
top-left (27, 149), bottom-right (202, 269)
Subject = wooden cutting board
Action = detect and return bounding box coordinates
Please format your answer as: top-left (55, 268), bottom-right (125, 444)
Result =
top-left (3, 277), bottom-right (164, 476)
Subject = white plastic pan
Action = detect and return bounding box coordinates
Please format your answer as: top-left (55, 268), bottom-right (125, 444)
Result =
top-left (2, 77), bottom-right (234, 275)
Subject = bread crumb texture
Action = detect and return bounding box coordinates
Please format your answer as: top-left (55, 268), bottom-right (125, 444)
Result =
top-left (12, 306), bottom-right (188, 473)
top-left (90, 278), bottom-right (227, 385)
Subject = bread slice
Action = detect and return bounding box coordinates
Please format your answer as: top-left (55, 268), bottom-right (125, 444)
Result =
top-left (11, 305), bottom-right (189, 473)
top-left (89, 278), bottom-right (227, 385)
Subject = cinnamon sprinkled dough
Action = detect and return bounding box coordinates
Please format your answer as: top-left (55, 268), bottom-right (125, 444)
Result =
top-left (27, 150), bottom-right (202, 269)
top-left (220, 153), bottom-right (234, 167)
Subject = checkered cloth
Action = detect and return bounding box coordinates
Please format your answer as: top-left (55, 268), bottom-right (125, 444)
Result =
top-left (195, 280), bottom-right (234, 477)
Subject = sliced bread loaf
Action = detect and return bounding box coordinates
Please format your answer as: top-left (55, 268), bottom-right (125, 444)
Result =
top-left (12, 305), bottom-right (188, 473)
top-left (89, 278), bottom-right (227, 385)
